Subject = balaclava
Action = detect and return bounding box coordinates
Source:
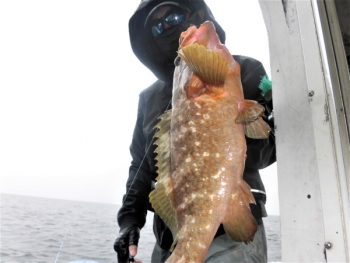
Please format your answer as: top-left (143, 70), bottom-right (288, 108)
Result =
top-left (129, 0), bottom-right (226, 82)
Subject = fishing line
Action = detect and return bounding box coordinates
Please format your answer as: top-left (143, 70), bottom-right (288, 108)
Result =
top-left (123, 98), bottom-right (172, 202)
top-left (54, 225), bottom-right (71, 263)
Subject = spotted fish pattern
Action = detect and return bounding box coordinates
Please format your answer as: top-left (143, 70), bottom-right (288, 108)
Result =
top-left (150, 21), bottom-right (270, 263)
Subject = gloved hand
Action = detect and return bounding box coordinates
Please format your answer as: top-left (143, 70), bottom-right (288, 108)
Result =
top-left (114, 225), bottom-right (140, 263)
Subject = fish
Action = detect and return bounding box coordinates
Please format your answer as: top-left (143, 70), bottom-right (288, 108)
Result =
top-left (149, 21), bottom-right (270, 263)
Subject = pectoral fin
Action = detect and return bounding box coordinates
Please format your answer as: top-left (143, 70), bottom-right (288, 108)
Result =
top-left (235, 100), bottom-right (270, 139)
top-left (244, 117), bottom-right (270, 139)
top-left (236, 100), bottom-right (265, 123)
top-left (150, 110), bottom-right (179, 251)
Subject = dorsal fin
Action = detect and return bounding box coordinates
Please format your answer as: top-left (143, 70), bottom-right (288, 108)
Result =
top-left (150, 110), bottom-right (179, 251)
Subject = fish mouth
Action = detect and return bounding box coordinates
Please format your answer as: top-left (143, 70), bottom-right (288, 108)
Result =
top-left (177, 43), bottom-right (229, 85)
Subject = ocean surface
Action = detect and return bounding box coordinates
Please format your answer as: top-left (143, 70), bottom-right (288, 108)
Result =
top-left (1, 194), bottom-right (281, 262)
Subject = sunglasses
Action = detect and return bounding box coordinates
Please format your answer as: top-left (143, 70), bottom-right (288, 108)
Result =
top-left (145, 5), bottom-right (191, 37)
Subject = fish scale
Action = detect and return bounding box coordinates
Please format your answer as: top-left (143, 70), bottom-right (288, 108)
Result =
top-left (170, 98), bottom-right (245, 262)
top-left (149, 21), bottom-right (271, 263)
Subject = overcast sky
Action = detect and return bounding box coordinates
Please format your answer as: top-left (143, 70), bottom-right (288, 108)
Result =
top-left (0, 0), bottom-right (279, 215)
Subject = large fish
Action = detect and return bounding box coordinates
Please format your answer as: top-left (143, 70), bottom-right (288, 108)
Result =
top-left (149, 21), bottom-right (270, 263)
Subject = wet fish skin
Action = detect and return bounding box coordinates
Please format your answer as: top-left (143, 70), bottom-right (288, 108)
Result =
top-left (150, 21), bottom-right (270, 263)
top-left (170, 100), bottom-right (247, 263)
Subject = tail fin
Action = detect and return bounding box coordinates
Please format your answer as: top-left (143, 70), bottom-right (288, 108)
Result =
top-left (222, 182), bottom-right (258, 243)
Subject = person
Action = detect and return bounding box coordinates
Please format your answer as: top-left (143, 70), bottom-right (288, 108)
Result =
top-left (114, 0), bottom-right (276, 262)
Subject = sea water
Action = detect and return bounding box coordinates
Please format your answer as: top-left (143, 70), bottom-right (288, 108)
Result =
top-left (1, 194), bottom-right (281, 262)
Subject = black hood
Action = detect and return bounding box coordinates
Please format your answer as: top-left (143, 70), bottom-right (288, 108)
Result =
top-left (129, 0), bottom-right (226, 82)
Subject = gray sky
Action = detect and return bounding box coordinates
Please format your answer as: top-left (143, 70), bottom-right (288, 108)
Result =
top-left (0, 0), bottom-right (279, 215)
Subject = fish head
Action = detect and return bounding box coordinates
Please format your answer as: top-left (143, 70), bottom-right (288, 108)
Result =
top-left (180, 22), bottom-right (220, 51)
top-left (176, 21), bottom-right (240, 99)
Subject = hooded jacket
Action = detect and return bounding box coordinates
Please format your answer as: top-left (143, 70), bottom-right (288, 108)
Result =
top-left (118, 0), bottom-right (276, 250)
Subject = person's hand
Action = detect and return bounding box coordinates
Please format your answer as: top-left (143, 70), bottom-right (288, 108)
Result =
top-left (114, 225), bottom-right (141, 263)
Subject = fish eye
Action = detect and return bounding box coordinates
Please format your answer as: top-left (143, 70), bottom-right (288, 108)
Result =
top-left (174, 56), bottom-right (181, 66)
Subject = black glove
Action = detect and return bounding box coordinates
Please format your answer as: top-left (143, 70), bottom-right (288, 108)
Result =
top-left (114, 225), bottom-right (140, 263)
